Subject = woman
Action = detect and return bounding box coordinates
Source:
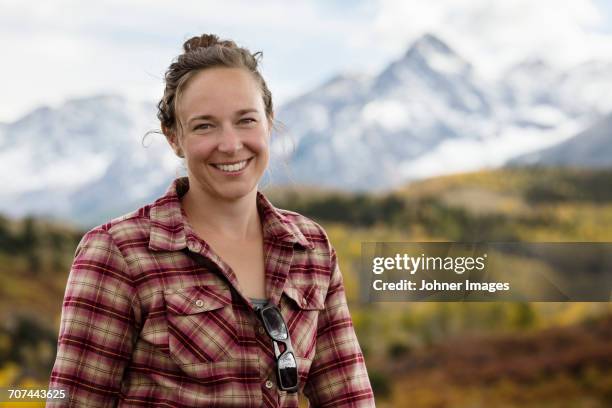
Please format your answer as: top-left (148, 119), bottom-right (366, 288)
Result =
top-left (48, 34), bottom-right (375, 408)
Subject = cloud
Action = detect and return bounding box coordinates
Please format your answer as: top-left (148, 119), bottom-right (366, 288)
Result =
top-left (367, 0), bottom-right (610, 79)
top-left (0, 0), bottom-right (373, 122)
top-left (0, 0), bottom-right (610, 122)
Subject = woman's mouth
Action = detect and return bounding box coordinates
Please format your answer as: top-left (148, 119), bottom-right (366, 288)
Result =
top-left (210, 157), bottom-right (253, 174)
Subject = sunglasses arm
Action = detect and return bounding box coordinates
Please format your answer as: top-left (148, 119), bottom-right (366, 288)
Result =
top-left (272, 341), bottom-right (282, 357)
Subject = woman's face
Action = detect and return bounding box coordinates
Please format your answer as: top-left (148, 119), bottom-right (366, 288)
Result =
top-left (170, 67), bottom-right (271, 201)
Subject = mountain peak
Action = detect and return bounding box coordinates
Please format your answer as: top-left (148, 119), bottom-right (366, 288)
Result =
top-left (506, 57), bottom-right (554, 75)
top-left (396, 32), bottom-right (472, 78)
top-left (406, 33), bottom-right (453, 57)
top-left (320, 72), bottom-right (371, 88)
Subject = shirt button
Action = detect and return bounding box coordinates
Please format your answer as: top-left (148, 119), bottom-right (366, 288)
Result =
top-left (188, 239), bottom-right (202, 252)
top-left (195, 299), bottom-right (204, 307)
top-left (258, 326), bottom-right (266, 335)
top-left (265, 380), bottom-right (274, 389)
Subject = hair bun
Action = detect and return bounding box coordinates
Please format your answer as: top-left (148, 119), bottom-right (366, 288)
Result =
top-left (183, 34), bottom-right (236, 53)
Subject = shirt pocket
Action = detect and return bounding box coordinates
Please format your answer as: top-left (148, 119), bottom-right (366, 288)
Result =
top-left (163, 284), bottom-right (239, 369)
top-left (280, 280), bottom-right (326, 386)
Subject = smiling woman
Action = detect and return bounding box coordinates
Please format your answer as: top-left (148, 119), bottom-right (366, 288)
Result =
top-left (168, 67), bottom-right (271, 204)
top-left (47, 34), bottom-right (375, 408)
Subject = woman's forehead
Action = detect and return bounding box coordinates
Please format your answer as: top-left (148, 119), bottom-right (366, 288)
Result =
top-left (179, 68), bottom-right (264, 118)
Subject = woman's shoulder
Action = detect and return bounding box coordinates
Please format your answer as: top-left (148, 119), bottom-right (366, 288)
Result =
top-left (83, 178), bottom-right (189, 247)
top-left (78, 202), bottom-right (155, 249)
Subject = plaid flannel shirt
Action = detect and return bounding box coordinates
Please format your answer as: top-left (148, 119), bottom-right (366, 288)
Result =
top-left (48, 177), bottom-right (375, 407)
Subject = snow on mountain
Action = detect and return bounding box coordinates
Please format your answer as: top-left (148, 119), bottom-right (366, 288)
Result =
top-left (502, 57), bottom-right (612, 124)
top-left (0, 94), bottom-right (180, 223)
top-left (269, 34), bottom-right (500, 190)
top-left (502, 58), bottom-right (559, 107)
top-left (269, 33), bottom-right (607, 191)
top-left (555, 60), bottom-right (612, 120)
top-left (398, 119), bottom-right (588, 179)
top-left (371, 33), bottom-right (489, 115)
top-left (509, 112), bottom-right (612, 168)
top-left (270, 72), bottom-right (372, 156)
top-left (1, 32), bottom-right (610, 225)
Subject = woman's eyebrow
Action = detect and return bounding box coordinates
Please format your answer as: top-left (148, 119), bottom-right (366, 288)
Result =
top-left (187, 109), bottom-right (259, 124)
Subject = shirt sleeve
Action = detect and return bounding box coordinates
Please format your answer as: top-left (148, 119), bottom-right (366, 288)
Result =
top-left (47, 228), bottom-right (139, 408)
top-left (303, 246), bottom-right (376, 407)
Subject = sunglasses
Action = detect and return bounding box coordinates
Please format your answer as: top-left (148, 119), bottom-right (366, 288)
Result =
top-left (255, 302), bottom-right (299, 392)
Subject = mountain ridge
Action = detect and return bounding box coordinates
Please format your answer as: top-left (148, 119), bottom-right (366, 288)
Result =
top-left (1, 32), bottom-right (611, 224)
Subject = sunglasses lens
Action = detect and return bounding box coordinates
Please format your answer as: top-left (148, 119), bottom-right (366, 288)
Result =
top-left (278, 352), bottom-right (298, 389)
top-left (262, 307), bottom-right (288, 340)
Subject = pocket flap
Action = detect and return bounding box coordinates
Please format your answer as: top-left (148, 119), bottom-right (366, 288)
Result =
top-left (283, 281), bottom-right (325, 311)
top-left (164, 285), bottom-right (232, 315)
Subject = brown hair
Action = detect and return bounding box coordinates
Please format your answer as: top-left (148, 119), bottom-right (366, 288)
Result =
top-left (157, 33), bottom-right (274, 139)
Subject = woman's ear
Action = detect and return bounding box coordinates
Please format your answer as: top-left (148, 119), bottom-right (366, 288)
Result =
top-left (162, 125), bottom-right (184, 158)
top-left (267, 116), bottom-right (274, 137)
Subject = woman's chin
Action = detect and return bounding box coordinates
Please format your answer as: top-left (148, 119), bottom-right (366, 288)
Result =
top-left (212, 183), bottom-right (257, 201)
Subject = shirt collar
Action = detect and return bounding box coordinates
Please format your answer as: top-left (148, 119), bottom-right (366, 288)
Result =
top-left (148, 177), bottom-right (314, 252)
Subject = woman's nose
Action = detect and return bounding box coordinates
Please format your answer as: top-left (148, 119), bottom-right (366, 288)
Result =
top-left (217, 125), bottom-right (243, 153)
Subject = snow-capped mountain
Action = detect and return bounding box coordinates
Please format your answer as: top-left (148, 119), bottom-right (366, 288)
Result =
top-left (508, 112), bottom-right (612, 168)
top-left (0, 95), bottom-right (180, 225)
top-left (268, 33), bottom-right (608, 188)
top-left (0, 33), bottom-right (610, 225)
top-left (270, 34), bottom-right (500, 189)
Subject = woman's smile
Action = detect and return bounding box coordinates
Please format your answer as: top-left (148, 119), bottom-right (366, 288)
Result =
top-left (209, 156), bottom-right (254, 175)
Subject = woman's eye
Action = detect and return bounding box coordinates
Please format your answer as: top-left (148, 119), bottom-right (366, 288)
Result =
top-left (194, 123), bottom-right (212, 130)
top-left (240, 118), bottom-right (256, 124)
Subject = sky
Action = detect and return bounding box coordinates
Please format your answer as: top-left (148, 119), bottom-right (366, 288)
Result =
top-left (0, 0), bottom-right (611, 123)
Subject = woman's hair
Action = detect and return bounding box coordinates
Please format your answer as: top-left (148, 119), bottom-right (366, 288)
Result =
top-left (157, 33), bottom-right (274, 136)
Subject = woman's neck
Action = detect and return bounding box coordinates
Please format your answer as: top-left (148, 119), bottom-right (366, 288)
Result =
top-left (181, 184), bottom-right (262, 242)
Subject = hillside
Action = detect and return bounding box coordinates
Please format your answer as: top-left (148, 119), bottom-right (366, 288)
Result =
top-left (1, 167), bottom-right (611, 407)
top-left (387, 314), bottom-right (612, 407)
top-left (264, 166), bottom-right (612, 242)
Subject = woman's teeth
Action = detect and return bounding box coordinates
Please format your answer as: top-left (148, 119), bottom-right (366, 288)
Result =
top-left (212, 159), bottom-right (249, 172)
